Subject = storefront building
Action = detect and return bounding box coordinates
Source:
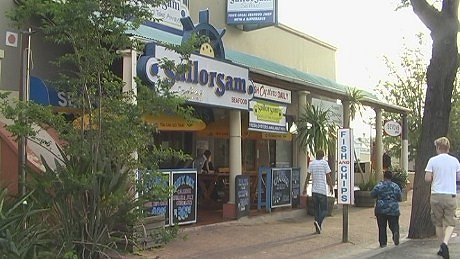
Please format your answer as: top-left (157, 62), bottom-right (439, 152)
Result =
top-left (0, 0), bottom-right (409, 221)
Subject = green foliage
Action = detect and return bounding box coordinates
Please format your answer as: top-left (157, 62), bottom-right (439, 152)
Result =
top-left (4, 0), bottom-right (204, 257)
top-left (296, 103), bottom-right (337, 156)
top-left (376, 33), bottom-right (427, 160)
top-left (391, 167), bottom-right (408, 190)
top-left (359, 177), bottom-right (378, 191)
top-left (345, 87), bottom-right (364, 122)
top-left (0, 189), bottom-right (51, 258)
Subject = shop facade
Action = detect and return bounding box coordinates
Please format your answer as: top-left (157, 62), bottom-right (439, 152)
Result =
top-left (0, 0), bottom-right (409, 222)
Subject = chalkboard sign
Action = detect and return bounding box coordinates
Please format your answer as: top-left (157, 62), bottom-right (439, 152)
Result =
top-left (291, 168), bottom-right (301, 207)
top-left (145, 171), bottom-right (170, 226)
top-left (271, 168), bottom-right (292, 208)
top-left (171, 170), bottom-right (197, 225)
top-left (235, 175), bottom-right (250, 218)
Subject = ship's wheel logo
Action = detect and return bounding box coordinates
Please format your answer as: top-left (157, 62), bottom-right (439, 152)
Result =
top-left (181, 10), bottom-right (226, 60)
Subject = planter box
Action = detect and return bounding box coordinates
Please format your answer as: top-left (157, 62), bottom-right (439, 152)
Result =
top-left (354, 190), bottom-right (376, 207)
top-left (306, 196), bottom-right (335, 217)
top-left (134, 215), bottom-right (166, 251)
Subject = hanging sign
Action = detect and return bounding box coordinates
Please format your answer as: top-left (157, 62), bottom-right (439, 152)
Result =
top-left (383, 120), bottom-right (402, 137)
top-left (253, 83), bottom-right (291, 104)
top-left (337, 129), bottom-right (354, 205)
top-left (249, 99), bottom-right (287, 133)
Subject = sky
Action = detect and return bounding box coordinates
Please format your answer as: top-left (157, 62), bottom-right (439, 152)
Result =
top-left (277, 0), bottom-right (431, 92)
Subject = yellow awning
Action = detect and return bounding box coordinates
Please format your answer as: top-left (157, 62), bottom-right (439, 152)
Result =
top-left (142, 114), bottom-right (206, 131)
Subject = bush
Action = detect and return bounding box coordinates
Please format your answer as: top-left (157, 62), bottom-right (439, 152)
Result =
top-left (391, 168), bottom-right (408, 190)
top-left (0, 189), bottom-right (51, 258)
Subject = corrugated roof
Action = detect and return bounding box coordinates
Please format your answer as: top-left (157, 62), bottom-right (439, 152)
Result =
top-left (127, 23), bottom-right (409, 113)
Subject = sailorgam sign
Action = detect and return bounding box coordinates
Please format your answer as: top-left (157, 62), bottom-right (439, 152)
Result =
top-left (383, 120), bottom-right (402, 137)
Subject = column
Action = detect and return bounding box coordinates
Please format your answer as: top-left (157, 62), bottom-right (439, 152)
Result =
top-left (119, 49), bottom-right (137, 102)
top-left (374, 108), bottom-right (383, 180)
top-left (298, 91), bottom-right (309, 197)
top-left (401, 113), bottom-right (409, 173)
top-left (224, 109), bottom-right (242, 218)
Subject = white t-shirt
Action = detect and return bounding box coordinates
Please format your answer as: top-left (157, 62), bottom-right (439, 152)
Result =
top-left (308, 159), bottom-right (331, 196)
top-left (425, 153), bottom-right (460, 195)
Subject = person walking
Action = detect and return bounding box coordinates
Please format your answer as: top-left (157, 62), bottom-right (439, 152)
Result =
top-left (425, 137), bottom-right (460, 259)
top-left (302, 149), bottom-right (334, 234)
top-left (371, 170), bottom-right (401, 248)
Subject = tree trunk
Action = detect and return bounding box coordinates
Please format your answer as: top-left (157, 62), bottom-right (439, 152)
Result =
top-left (408, 2), bottom-right (459, 237)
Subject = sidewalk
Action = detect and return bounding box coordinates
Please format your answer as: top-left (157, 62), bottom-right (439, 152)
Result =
top-left (131, 191), bottom-right (460, 258)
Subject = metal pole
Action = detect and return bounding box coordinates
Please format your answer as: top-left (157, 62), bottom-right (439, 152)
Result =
top-left (18, 28), bottom-right (33, 197)
top-left (343, 204), bottom-right (348, 242)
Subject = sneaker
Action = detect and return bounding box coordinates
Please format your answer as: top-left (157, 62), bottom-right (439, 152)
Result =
top-left (314, 221), bottom-right (321, 234)
top-left (440, 243), bottom-right (449, 259)
top-left (380, 244), bottom-right (387, 248)
top-left (393, 232), bottom-right (400, 246)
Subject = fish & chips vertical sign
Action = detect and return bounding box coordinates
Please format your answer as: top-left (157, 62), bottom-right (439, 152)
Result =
top-left (337, 129), bottom-right (354, 204)
top-left (227, 0), bottom-right (276, 25)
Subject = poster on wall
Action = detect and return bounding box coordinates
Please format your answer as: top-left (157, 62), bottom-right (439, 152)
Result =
top-left (271, 168), bottom-right (292, 208)
top-left (171, 170), bottom-right (197, 225)
top-left (226, 0), bottom-right (277, 26)
top-left (249, 99), bottom-right (287, 133)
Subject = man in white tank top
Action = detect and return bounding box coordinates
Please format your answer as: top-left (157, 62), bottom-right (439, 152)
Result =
top-left (425, 137), bottom-right (460, 259)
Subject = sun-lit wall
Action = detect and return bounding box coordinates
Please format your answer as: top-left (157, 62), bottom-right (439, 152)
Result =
top-left (189, 0), bottom-right (337, 81)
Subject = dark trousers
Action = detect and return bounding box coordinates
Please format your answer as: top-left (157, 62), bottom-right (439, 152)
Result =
top-left (376, 214), bottom-right (399, 246)
top-left (312, 192), bottom-right (328, 226)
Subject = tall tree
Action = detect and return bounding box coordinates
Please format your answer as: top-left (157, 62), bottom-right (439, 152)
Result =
top-left (401, 0), bottom-right (459, 238)
top-left (6, 0), bottom-right (204, 256)
top-left (376, 33), bottom-right (427, 161)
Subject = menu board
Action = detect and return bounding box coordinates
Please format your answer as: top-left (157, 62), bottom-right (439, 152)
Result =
top-left (147, 172), bottom-right (170, 226)
top-left (291, 168), bottom-right (301, 207)
top-left (271, 168), bottom-right (292, 208)
top-left (235, 175), bottom-right (250, 218)
top-left (171, 171), bottom-right (197, 225)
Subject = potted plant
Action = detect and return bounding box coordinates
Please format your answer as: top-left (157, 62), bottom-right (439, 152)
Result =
top-left (355, 173), bottom-right (378, 207)
top-left (296, 103), bottom-right (337, 216)
top-left (391, 167), bottom-right (409, 201)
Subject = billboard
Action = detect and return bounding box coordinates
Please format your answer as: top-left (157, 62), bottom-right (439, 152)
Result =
top-left (227, 0), bottom-right (277, 26)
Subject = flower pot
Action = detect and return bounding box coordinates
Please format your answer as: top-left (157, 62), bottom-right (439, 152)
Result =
top-left (354, 190), bottom-right (376, 207)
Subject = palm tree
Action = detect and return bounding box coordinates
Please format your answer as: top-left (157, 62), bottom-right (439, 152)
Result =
top-left (296, 103), bottom-right (336, 157)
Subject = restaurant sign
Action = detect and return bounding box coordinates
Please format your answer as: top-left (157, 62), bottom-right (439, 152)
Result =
top-left (227, 0), bottom-right (276, 26)
top-left (253, 82), bottom-right (291, 104)
top-left (249, 99), bottom-right (287, 133)
top-left (138, 43), bottom-right (252, 110)
top-left (144, 0), bottom-right (190, 33)
top-left (337, 129), bottom-right (354, 205)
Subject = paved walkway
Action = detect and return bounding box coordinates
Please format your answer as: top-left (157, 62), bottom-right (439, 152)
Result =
top-left (130, 191), bottom-right (460, 258)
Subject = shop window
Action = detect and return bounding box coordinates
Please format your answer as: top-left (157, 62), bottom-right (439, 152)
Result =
top-left (213, 138), bottom-right (229, 169)
top-left (243, 139), bottom-right (256, 172)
